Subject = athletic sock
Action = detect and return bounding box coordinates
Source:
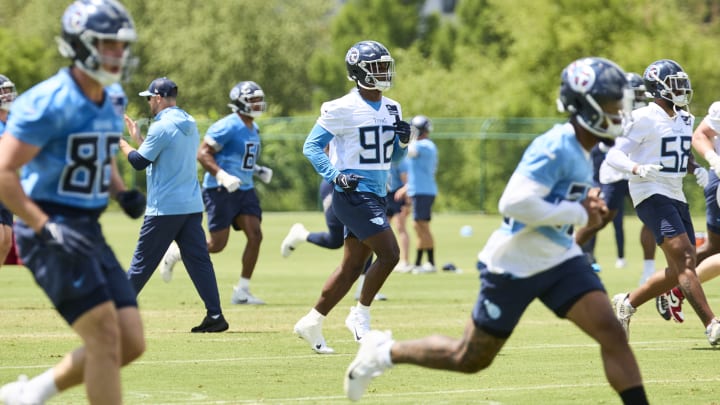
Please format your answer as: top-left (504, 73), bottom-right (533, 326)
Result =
top-left (426, 249), bottom-right (434, 266)
top-left (619, 385), bottom-right (648, 405)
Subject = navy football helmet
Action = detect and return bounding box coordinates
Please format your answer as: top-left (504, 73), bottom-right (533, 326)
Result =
top-left (626, 72), bottom-right (648, 110)
top-left (228, 81), bottom-right (266, 118)
top-left (643, 59), bottom-right (692, 107)
top-left (557, 57), bottom-right (631, 140)
top-left (0, 74), bottom-right (17, 111)
top-left (345, 40), bottom-right (395, 91)
top-left (56, 0), bottom-right (137, 86)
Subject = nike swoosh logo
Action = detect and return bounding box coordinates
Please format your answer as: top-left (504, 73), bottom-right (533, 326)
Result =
top-left (352, 326), bottom-right (361, 341)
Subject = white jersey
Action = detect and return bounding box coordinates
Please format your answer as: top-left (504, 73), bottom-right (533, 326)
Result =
top-left (612, 102), bottom-right (694, 206)
top-left (319, 89), bottom-right (402, 173)
top-left (703, 101), bottom-right (720, 153)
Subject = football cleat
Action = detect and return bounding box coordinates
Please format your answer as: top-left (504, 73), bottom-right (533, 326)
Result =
top-left (0, 375), bottom-right (29, 405)
top-left (344, 330), bottom-right (393, 401)
top-left (191, 314), bottom-right (229, 333)
top-left (230, 287), bottom-right (265, 305)
top-left (612, 293), bottom-right (635, 339)
top-left (294, 315), bottom-right (335, 354)
top-left (656, 293), bottom-right (671, 321)
top-left (411, 263), bottom-right (437, 274)
top-left (346, 306), bottom-right (371, 342)
top-left (280, 223), bottom-right (309, 258)
top-left (706, 318), bottom-right (720, 346)
top-left (159, 242), bottom-right (181, 283)
top-left (615, 258), bottom-right (626, 269)
top-left (667, 287), bottom-right (685, 323)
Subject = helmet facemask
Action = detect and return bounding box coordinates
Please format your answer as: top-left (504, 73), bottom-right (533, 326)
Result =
top-left (0, 79), bottom-right (17, 111)
top-left (355, 57), bottom-right (395, 91)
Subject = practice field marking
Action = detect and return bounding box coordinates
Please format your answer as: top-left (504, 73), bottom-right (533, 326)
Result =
top-left (0, 338), bottom-right (702, 371)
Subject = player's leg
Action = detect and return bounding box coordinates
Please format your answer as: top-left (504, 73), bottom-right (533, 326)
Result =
top-left (697, 172), bottom-right (720, 264)
top-left (234, 213), bottom-right (262, 280)
top-left (306, 202), bottom-right (344, 249)
top-left (567, 291), bottom-right (646, 398)
top-left (0, 207), bottom-right (13, 266)
top-left (612, 204), bottom-right (626, 268)
top-left (639, 224), bottom-right (656, 285)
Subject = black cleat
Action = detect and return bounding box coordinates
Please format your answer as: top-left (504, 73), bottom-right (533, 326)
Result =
top-left (191, 314), bottom-right (229, 333)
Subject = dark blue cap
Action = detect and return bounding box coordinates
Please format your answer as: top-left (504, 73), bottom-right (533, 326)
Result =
top-left (138, 77), bottom-right (177, 97)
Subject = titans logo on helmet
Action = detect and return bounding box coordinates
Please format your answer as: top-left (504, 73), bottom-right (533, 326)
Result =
top-left (567, 60), bottom-right (596, 93)
top-left (345, 48), bottom-right (360, 65)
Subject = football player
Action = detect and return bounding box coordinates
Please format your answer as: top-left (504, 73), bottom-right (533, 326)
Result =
top-left (606, 59), bottom-right (720, 343)
top-left (0, 74), bottom-right (17, 266)
top-left (344, 57), bottom-right (649, 405)
top-left (656, 93), bottom-right (720, 323)
top-left (161, 80), bottom-right (273, 305)
top-left (0, 1), bottom-right (146, 404)
top-left (294, 40), bottom-right (409, 354)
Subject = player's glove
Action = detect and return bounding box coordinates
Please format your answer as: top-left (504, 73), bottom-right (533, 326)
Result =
top-left (705, 151), bottom-right (720, 177)
top-left (216, 169), bottom-right (241, 193)
top-left (395, 120), bottom-right (412, 147)
top-left (335, 173), bottom-right (363, 191)
top-left (634, 164), bottom-right (663, 179)
top-left (38, 221), bottom-right (93, 256)
top-left (253, 165), bottom-right (273, 184)
top-left (116, 189), bottom-right (146, 219)
top-left (695, 167), bottom-right (709, 188)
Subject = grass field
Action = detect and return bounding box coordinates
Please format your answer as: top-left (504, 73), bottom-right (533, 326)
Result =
top-left (1, 211), bottom-right (720, 404)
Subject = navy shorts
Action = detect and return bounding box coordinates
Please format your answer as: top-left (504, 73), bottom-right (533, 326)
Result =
top-left (14, 217), bottom-right (137, 325)
top-left (600, 180), bottom-right (629, 211)
top-left (203, 188), bottom-right (262, 232)
top-left (412, 195), bottom-right (435, 221)
top-left (332, 190), bottom-right (390, 241)
top-left (472, 255), bottom-right (605, 339)
top-left (386, 189), bottom-right (407, 217)
top-left (705, 171), bottom-right (720, 234)
top-left (0, 204), bottom-right (12, 226)
top-left (636, 194), bottom-right (694, 245)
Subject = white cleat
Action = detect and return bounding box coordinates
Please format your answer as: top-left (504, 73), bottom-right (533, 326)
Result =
top-left (0, 375), bottom-right (31, 405)
top-left (159, 242), bottom-right (181, 283)
top-left (345, 306), bottom-right (371, 342)
top-left (611, 293), bottom-right (635, 340)
top-left (293, 315), bottom-right (335, 354)
top-left (706, 318), bottom-right (720, 346)
top-left (411, 262), bottom-right (437, 274)
top-left (280, 223), bottom-right (309, 257)
top-left (615, 258), bottom-right (627, 269)
top-left (344, 330), bottom-right (393, 401)
top-left (230, 287), bottom-right (266, 305)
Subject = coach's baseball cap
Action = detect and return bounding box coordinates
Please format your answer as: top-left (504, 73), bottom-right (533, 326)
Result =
top-left (138, 77), bottom-right (178, 98)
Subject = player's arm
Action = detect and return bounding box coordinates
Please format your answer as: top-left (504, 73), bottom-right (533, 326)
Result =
top-left (693, 104), bottom-right (720, 172)
top-left (303, 124), bottom-right (337, 183)
top-left (0, 133), bottom-right (47, 232)
top-left (498, 172), bottom-right (588, 228)
top-left (197, 139), bottom-right (222, 176)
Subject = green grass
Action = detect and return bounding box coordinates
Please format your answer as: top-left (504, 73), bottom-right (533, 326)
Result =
top-left (1, 211), bottom-right (720, 404)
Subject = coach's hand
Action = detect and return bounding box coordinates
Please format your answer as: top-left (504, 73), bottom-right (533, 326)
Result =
top-left (117, 189), bottom-right (146, 219)
top-left (38, 221), bottom-right (93, 256)
top-left (216, 169), bottom-right (241, 193)
top-left (335, 173), bottom-right (363, 191)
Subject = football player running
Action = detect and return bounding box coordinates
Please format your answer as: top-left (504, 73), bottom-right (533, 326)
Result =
top-left (655, 94), bottom-right (720, 323)
top-left (344, 57), bottom-right (648, 405)
top-left (294, 40), bottom-right (409, 354)
top-left (606, 59), bottom-right (720, 344)
top-left (0, 1), bottom-right (146, 404)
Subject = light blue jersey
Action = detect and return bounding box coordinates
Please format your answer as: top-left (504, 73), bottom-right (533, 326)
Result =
top-left (478, 123), bottom-right (592, 277)
top-left (6, 68), bottom-right (124, 210)
top-left (304, 88), bottom-right (407, 196)
top-left (388, 158), bottom-right (408, 192)
top-left (407, 139), bottom-right (438, 196)
top-left (202, 113), bottom-right (259, 190)
top-left (137, 106), bottom-right (204, 215)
